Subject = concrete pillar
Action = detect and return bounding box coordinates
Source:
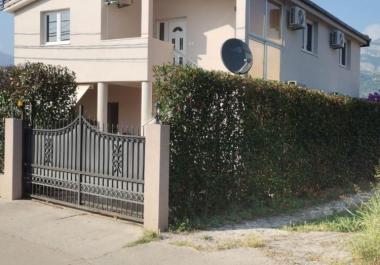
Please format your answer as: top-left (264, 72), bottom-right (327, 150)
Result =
top-left (143, 124), bottom-right (170, 232)
top-left (0, 119), bottom-right (23, 201)
top-left (141, 81), bottom-right (153, 127)
top-left (97, 82), bottom-right (108, 131)
top-left (141, 0), bottom-right (153, 38)
top-left (236, 0), bottom-right (247, 41)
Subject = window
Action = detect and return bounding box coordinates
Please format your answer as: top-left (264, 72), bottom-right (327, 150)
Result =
top-left (267, 0), bottom-right (282, 43)
top-left (249, 0), bottom-right (282, 44)
top-left (339, 42), bottom-right (348, 67)
top-left (303, 22), bottom-right (315, 53)
top-left (44, 10), bottom-right (70, 44)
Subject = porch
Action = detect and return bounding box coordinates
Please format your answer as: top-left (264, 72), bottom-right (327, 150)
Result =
top-left (77, 82), bottom-right (155, 134)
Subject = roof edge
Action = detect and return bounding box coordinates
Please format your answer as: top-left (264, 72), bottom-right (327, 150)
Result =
top-left (299, 0), bottom-right (371, 47)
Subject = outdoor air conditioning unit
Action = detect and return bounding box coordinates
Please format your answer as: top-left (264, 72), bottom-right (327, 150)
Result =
top-left (117, 0), bottom-right (133, 7)
top-left (330, 30), bottom-right (346, 49)
top-left (287, 80), bottom-right (298, 86)
top-left (288, 6), bottom-right (306, 30)
top-left (104, 0), bottom-right (133, 8)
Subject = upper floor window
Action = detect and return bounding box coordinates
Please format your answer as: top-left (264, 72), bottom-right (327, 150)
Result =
top-left (250, 0), bottom-right (283, 44)
top-left (302, 21), bottom-right (317, 54)
top-left (44, 10), bottom-right (70, 44)
top-left (339, 42), bottom-right (350, 67)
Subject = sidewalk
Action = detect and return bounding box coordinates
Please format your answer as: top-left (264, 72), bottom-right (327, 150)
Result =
top-left (0, 199), bottom-right (274, 265)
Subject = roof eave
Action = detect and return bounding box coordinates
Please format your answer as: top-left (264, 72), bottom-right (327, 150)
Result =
top-left (3, 0), bottom-right (38, 13)
top-left (298, 0), bottom-right (371, 47)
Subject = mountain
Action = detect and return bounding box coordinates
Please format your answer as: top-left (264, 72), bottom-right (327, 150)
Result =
top-left (361, 39), bottom-right (380, 97)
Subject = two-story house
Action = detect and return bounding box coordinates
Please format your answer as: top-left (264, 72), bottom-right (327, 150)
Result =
top-left (1, 0), bottom-right (371, 131)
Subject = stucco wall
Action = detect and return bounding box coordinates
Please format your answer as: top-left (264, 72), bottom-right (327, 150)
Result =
top-left (247, 0), bottom-right (362, 97)
top-left (154, 0), bottom-right (236, 71)
top-left (14, 0), bottom-right (102, 46)
top-left (280, 2), bottom-right (361, 97)
top-left (101, 0), bottom-right (141, 40)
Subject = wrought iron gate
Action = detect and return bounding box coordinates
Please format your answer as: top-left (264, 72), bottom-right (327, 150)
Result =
top-left (23, 108), bottom-right (145, 222)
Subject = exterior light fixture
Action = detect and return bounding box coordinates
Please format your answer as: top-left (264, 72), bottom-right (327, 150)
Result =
top-left (154, 101), bottom-right (161, 124)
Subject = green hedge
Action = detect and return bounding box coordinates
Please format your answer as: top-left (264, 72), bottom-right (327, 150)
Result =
top-left (0, 63), bottom-right (77, 173)
top-left (154, 65), bottom-right (380, 221)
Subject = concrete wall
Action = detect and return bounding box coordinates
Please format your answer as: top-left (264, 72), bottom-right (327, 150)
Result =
top-left (78, 83), bottom-right (142, 129)
top-left (101, 0), bottom-right (141, 40)
top-left (154, 0), bottom-right (236, 71)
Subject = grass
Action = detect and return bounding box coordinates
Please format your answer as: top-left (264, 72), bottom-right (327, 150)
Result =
top-left (170, 234), bottom-right (265, 252)
top-left (281, 187), bottom-right (380, 265)
top-left (350, 192), bottom-right (380, 265)
top-left (284, 210), bottom-right (362, 233)
top-left (125, 230), bottom-right (162, 248)
top-left (170, 181), bottom-right (373, 232)
top-left (216, 234), bottom-right (265, 250)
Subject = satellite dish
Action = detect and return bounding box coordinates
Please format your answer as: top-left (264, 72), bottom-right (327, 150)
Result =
top-left (221, 38), bottom-right (253, 75)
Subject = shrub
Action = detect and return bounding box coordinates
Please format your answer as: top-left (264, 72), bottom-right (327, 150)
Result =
top-left (0, 63), bottom-right (77, 173)
top-left (154, 65), bottom-right (380, 222)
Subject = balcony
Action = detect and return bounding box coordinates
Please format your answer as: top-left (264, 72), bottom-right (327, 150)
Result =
top-left (15, 37), bottom-right (173, 83)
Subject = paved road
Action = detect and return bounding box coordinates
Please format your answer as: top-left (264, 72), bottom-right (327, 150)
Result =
top-left (0, 199), bottom-right (274, 265)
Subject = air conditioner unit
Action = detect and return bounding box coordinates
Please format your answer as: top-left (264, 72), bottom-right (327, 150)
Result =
top-left (104, 0), bottom-right (133, 7)
top-left (288, 6), bottom-right (306, 30)
top-left (287, 81), bottom-right (298, 86)
top-left (330, 30), bottom-right (346, 49)
top-left (117, 0), bottom-right (133, 7)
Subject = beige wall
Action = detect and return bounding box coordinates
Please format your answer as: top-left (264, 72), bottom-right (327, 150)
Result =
top-left (280, 6), bottom-right (361, 97)
top-left (12, 0), bottom-right (172, 83)
top-left (154, 0), bottom-right (236, 71)
top-left (78, 84), bottom-right (142, 129)
top-left (101, 0), bottom-right (141, 40)
top-left (247, 0), bottom-right (363, 97)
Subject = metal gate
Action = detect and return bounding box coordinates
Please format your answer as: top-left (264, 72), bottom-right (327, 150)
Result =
top-left (23, 108), bottom-right (145, 222)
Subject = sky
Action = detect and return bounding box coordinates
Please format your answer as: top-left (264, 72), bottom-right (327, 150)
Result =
top-left (0, 11), bottom-right (13, 66)
top-left (311, 0), bottom-right (380, 40)
top-left (1, 0), bottom-right (380, 65)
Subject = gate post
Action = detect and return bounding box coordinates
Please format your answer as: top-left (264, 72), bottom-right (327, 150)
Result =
top-left (143, 124), bottom-right (170, 232)
top-left (0, 119), bottom-right (23, 201)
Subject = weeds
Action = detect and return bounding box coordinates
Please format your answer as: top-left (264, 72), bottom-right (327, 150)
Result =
top-left (125, 230), bottom-right (162, 248)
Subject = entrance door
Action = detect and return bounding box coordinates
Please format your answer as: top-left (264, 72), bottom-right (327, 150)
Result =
top-left (157, 19), bottom-right (187, 65)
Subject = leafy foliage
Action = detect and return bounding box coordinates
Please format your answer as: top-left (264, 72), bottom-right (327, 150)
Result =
top-left (0, 63), bottom-right (77, 172)
top-left (154, 65), bottom-right (380, 223)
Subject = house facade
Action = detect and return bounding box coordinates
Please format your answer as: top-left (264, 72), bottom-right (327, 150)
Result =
top-left (2, 0), bottom-right (371, 131)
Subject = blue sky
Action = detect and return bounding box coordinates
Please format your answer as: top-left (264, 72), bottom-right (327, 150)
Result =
top-left (312, 0), bottom-right (380, 40)
top-left (0, 0), bottom-right (380, 65)
top-left (0, 12), bottom-right (13, 66)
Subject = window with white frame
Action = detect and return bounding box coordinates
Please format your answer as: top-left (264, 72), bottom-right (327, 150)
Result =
top-left (339, 42), bottom-right (349, 67)
top-left (44, 10), bottom-right (70, 44)
top-left (302, 21), bottom-right (315, 53)
top-left (249, 0), bottom-right (283, 44)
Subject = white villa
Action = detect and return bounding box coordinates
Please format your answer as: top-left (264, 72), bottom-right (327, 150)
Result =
top-left (2, 0), bottom-right (371, 131)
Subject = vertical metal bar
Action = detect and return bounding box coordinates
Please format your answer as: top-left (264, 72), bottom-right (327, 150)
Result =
top-left (78, 106), bottom-right (83, 205)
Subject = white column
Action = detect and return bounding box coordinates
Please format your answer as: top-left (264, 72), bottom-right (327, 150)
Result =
top-left (141, 81), bottom-right (153, 128)
top-left (97, 82), bottom-right (108, 131)
top-left (141, 0), bottom-right (153, 38)
top-left (236, 0), bottom-right (247, 41)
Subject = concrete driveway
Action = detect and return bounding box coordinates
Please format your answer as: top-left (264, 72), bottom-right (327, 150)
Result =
top-left (0, 199), bottom-right (275, 265)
